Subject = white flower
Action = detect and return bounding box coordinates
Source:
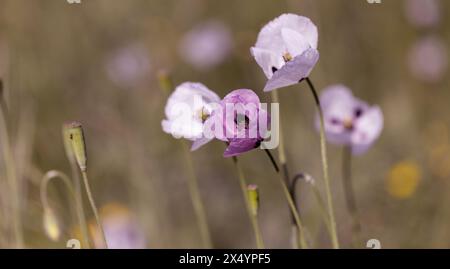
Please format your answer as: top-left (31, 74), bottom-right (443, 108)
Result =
top-left (251, 13), bottom-right (319, 92)
top-left (179, 20), bottom-right (233, 71)
top-left (162, 82), bottom-right (221, 150)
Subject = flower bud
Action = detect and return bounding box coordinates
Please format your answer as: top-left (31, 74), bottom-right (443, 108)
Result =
top-left (65, 121), bottom-right (88, 172)
top-left (43, 209), bottom-right (61, 241)
top-left (247, 184), bottom-right (260, 216)
top-left (62, 123), bottom-right (75, 164)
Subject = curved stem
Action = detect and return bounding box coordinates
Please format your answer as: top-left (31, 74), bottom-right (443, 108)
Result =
top-left (81, 171), bottom-right (108, 249)
top-left (40, 171), bottom-right (90, 247)
top-left (342, 146), bottom-right (362, 247)
top-left (305, 78), bottom-right (339, 249)
top-left (264, 149), bottom-right (308, 248)
top-left (271, 90), bottom-right (302, 249)
top-left (180, 140), bottom-right (212, 248)
top-left (232, 157), bottom-right (264, 249)
top-left (0, 106), bottom-right (22, 248)
top-left (40, 170), bottom-right (91, 247)
top-left (291, 173), bottom-right (332, 238)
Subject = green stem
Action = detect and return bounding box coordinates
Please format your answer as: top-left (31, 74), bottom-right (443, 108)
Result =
top-left (180, 140), bottom-right (212, 248)
top-left (0, 106), bottom-right (23, 248)
top-left (291, 173), bottom-right (332, 241)
top-left (264, 149), bottom-right (308, 248)
top-left (305, 78), bottom-right (339, 249)
top-left (69, 160), bottom-right (90, 248)
top-left (232, 157), bottom-right (265, 249)
top-left (40, 170), bottom-right (90, 246)
top-left (342, 146), bottom-right (362, 247)
top-left (270, 90), bottom-right (300, 248)
top-left (81, 171), bottom-right (108, 249)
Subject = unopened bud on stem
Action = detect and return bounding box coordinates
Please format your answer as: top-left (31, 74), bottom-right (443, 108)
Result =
top-left (247, 184), bottom-right (260, 217)
top-left (43, 208), bottom-right (61, 241)
top-left (65, 121), bottom-right (88, 172)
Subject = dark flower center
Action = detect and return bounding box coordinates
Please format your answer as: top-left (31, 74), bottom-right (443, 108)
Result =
top-left (234, 114), bottom-right (250, 129)
top-left (354, 107), bottom-right (363, 118)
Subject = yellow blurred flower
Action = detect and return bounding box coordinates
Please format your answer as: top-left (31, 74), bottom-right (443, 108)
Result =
top-left (386, 161), bottom-right (421, 199)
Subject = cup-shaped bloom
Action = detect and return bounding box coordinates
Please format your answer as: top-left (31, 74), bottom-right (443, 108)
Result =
top-left (251, 13), bottom-right (319, 92)
top-left (162, 82), bottom-right (221, 150)
top-left (207, 89), bottom-right (270, 157)
top-left (179, 20), bottom-right (233, 71)
top-left (317, 85), bottom-right (383, 155)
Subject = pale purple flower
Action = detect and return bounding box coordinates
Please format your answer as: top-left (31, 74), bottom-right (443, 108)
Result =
top-left (93, 205), bottom-right (146, 249)
top-left (207, 89), bottom-right (269, 157)
top-left (317, 85), bottom-right (383, 155)
top-left (105, 44), bottom-right (151, 88)
top-left (162, 82), bottom-right (221, 150)
top-left (179, 20), bottom-right (233, 71)
top-left (408, 36), bottom-right (448, 83)
top-left (251, 13), bottom-right (319, 92)
top-left (405, 0), bottom-right (441, 29)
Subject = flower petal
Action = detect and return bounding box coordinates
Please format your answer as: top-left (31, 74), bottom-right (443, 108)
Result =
top-left (223, 138), bottom-right (261, 158)
top-left (250, 47), bottom-right (284, 79)
top-left (351, 106), bottom-right (384, 155)
top-left (191, 137), bottom-right (213, 151)
top-left (281, 28), bottom-right (311, 57)
top-left (263, 48), bottom-right (319, 92)
top-left (254, 13), bottom-right (318, 54)
top-left (162, 82), bottom-right (220, 140)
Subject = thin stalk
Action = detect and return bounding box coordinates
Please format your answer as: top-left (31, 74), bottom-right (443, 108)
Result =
top-left (40, 170), bottom-right (89, 245)
top-left (69, 161), bottom-right (90, 248)
top-left (81, 171), bottom-right (108, 249)
top-left (305, 77), bottom-right (339, 249)
top-left (291, 173), bottom-right (332, 239)
top-left (232, 157), bottom-right (264, 249)
top-left (342, 146), bottom-right (362, 247)
top-left (270, 90), bottom-right (300, 248)
top-left (179, 140), bottom-right (212, 248)
top-left (264, 149), bottom-right (308, 248)
top-left (0, 106), bottom-right (22, 248)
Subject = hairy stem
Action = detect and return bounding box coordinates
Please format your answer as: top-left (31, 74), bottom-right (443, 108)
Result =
top-left (271, 89), bottom-right (302, 249)
top-left (81, 171), bottom-right (108, 249)
top-left (40, 170), bottom-right (90, 246)
top-left (232, 157), bottom-right (265, 249)
top-left (264, 149), bottom-right (308, 248)
top-left (69, 161), bottom-right (90, 248)
top-left (180, 140), bottom-right (212, 248)
top-left (342, 146), bottom-right (362, 247)
top-left (0, 107), bottom-right (22, 248)
top-left (305, 78), bottom-right (339, 249)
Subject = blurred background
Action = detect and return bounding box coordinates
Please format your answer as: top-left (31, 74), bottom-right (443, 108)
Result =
top-left (0, 0), bottom-right (449, 249)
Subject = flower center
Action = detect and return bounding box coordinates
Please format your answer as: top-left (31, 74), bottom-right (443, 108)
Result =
top-left (197, 107), bottom-right (210, 123)
top-left (283, 52), bottom-right (293, 62)
top-left (343, 118), bottom-right (354, 131)
top-left (234, 113), bottom-right (250, 130)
